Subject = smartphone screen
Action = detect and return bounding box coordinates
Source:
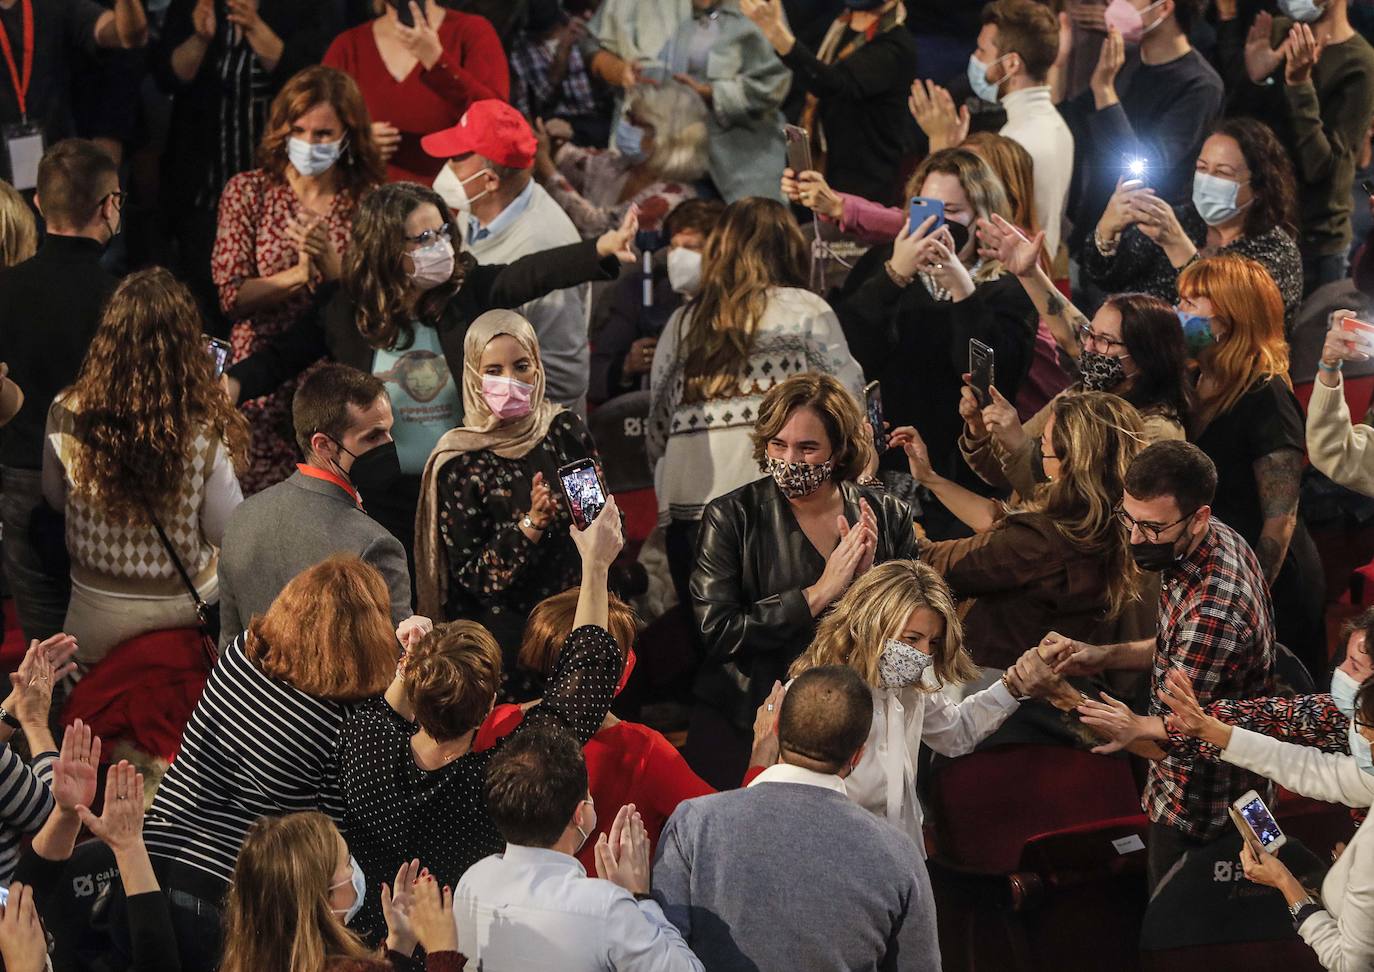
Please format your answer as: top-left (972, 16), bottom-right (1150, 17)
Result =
top-left (969, 339), bottom-right (995, 408)
top-left (1342, 316), bottom-right (1374, 355)
top-left (864, 381), bottom-right (886, 455)
top-left (783, 125), bottom-right (811, 175)
top-left (207, 337), bottom-right (231, 380)
top-left (908, 197), bottom-right (946, 237)
top-left (393, 0), bottom-right (425, 28)
top-left (1235, 793), bottom-right (1284, 851)
top-left (558, 459), bottom-right (607, 530)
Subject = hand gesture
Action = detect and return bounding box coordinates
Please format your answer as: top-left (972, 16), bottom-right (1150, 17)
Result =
top-left (1067, 1), bottom-right (1106, 33)
top-left (978, 214), bottom-right (1043, 278)
top-left (1005, 646), bottom-right (1064, 701)
top-left (1076, 691), bottom-right (1148, 754)
top-left (0, 883), bottom-right (46, 972)
top-left (595, 206), bottom-right (639, 264)
top-left (381, 859), bottom-right (422, 955)
top-left (888, 424), bottom-right (937, 485)
top-left (395, 615), bottom-right (433, 651)
top-left (838, 498), bottom-right (879, 576)
top-left (371, 121), bottom-right (401, 162)
top-left (571, 495), bottom-right (624, 567)
top-left (740, 0), bottom-right (786, 36)
top-left (808, 516), bottom-right (871, 608)
top-left (594, 804), bottom-right (651, 895)
top-left (750, 681), bottom-right (784, 768)
top-left (1157, 668), bottom-right (1228, 746)
top-left (1129, 192), bottom-right (1187, 249)
top-left (526, 471), bottom-right (555, 530)
top-left (958, 384), bottom-right (988, 438)
top-left (1244, 11), bottom-right (1284, 83)
top-left (888, 213), bottom-right (934, 278)
top-left (908, 80), bottom-right (970, 152)
top-left (1090, 27), bottom-right (1125, 100)
top-left (920, 229), bottom-right (975, 298)
top-left (1041, 631), bottom-right (1110, 677)
top-left (1240, 841), bottom-right (1297, 890)
top-left (226, 0), bottom-right (281, 56)
top-left (794, 171), bottom-right (844, 221)
top-left (981, 386), bottom-right (1025, 454)
top-left (52, 718), bottom-right (101, 813)
top-left (1097, 176), bottom-right (1150, 241)
top-left (192, 0), bottom-right (216, 41)
top-left (673, 73), bottom-right (713, 105)
top-left (290, 215), bottom-right (342, 282)
top-left (7, 634), bottom-right (77, 728)
top-left (623, 337), bottom-right (657, 377)
top-left (75, 761), bottom-right (145, 854)
top-left (1323, 309), bottom-right (1373, 367)
top-left (1282, 22), bottom-right (1323, 86)
top-left (409, 875), bottom-right (459, 955)
top-left (391, 2), bottom-right (444, 70)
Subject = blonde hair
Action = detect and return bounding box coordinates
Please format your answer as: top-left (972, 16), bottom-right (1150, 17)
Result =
top-left (630, 82), bottom-right (709, 183)
top-left (790, 560), bottom-right (978, 690)
top-left (904, 148), bottom-right (1013, 283)
top-left (0, 180), bottom-right (36, 268)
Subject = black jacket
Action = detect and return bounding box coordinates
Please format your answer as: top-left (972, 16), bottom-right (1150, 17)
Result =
top-left (690, 477), bottom-right (921, 730)
top-left (229, 239), bottom-right (620, 403)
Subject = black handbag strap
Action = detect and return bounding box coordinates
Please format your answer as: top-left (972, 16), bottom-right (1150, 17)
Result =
top-left (139, 498), bottom-right (210, 628)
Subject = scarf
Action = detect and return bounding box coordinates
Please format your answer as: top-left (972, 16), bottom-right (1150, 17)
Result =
top-left (414, 310), bottom-right (564, 618)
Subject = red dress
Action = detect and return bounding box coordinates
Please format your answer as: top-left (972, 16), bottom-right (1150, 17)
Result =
top-left (324, 13), bottom-right (509, 185)
top-left (476, 707), bottom-right (714, 872)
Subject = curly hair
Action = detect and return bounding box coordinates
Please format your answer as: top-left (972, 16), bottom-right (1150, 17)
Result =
top-left (750, 373), bottom-right (874, 486)
top-left (63, 268), bottom-right (249, 526)
top-left (345, 181), bottom-right (475, 351)
top-left (256, 65), bottom-right (385, 198)
top-left (1207, 118), bottom-right (1298, 240)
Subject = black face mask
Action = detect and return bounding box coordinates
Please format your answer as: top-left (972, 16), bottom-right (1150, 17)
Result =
top-left (946, 219), bottom-right (970, 255)
top-left (1130, 538), bottom-right (1184, 573)
top-left (332, 438), bottom-right (402, 496)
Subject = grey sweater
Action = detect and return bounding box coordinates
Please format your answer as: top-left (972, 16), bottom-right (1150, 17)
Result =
top-left (652, 776), bottom-right (941, 971)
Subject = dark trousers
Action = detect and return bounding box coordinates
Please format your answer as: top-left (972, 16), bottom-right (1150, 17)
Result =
top-left (1147, 821), bottom-right (1209, 895)
top-left (0, 467), bottom-right (70, 642)
top-left (664, 516), bottom-right (701, 612)
top-left (682, 701), bottom-right (753, 791)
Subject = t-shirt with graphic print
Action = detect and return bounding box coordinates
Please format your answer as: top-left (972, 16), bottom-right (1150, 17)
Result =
top-left (372, 325), bottom-right (462, 475)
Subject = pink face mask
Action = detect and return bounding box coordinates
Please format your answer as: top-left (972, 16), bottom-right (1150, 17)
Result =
top-left (481, 374), bottom-right (535, 419)
top-left (1103, 0), bottom-right (1163, 44)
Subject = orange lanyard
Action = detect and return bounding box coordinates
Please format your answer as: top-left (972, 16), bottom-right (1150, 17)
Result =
top-left (0, 0), bottom-right (34, 123)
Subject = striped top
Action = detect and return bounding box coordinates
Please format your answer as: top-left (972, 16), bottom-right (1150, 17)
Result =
top-left (0, 744), bottom-right (55, 884)
top-left (144, 636), bottom-right (349, 895)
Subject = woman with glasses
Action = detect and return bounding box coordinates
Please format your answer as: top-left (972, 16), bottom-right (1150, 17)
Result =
top-left (1082, 118), bottom-right (1302, 334)
top-left (226, 182), bottom-right (637, 561)
top-left (966, 213), bottom-right (1192, 499)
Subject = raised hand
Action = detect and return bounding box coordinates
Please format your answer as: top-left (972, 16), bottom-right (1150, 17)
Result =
top-left (908, 79), bottom-right (970, 152)
top-left (1322, 309), bottom-right (1373, 368)
top-left (395, 615), bottom-right (433, 651)
top-left (381, 858), bottom-right (422, 955)
top-left (75, 761), bottom-right (145, 854)
top-left (0, 883), bottom-right (46, 972)
top-left (571, 494), bottom-right (624, 566)
top-left (888, 424), bottom-right (937, 485)
top-left (525, 471), bottom-right (555, 531)
top-left (794, 171), bottom-right (844, 221)
top-left (596, 206), bottom-right (639, 264)
top-left (958, 383), bottom-right (988, 438)
top-left (980, 386), bottom-right (1025, 455)
top-left (391, 1), bottom-right (444, 70)
top-left (1096, 176), bottom-right (1151, 242)
top-left (410, 875), bottom-right (459, 954)
top-left (1090, 27), bottom-right (1125, 105)
top-left (980, 214), bottom-right (1043, 277)
top-left (191, 0), bottom-right (215, 41)
top-left (1282, 22), bottom-right (1323, 86)
top-left (1245, 11), bottom-right (1283, 83)
top-left (52, 719), bottom-right (101, 813)
top-left (594, 804), bottom-right (651, 895)
top-left (1129, 192), bottom-right (1188, 250)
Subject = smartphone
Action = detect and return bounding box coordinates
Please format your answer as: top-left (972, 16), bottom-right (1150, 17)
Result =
top-left (782, 124), bottom-right (811, 175)
top-left (392, 0), bottom-right (426, 28)
top-left (207, 337), bottom-right (232, 380)
top-left (1361, 179), bottom-right (1374, 197)
top-left (969, 339), bottom-right (995, 408)
top-left (1120, 178), bottom-right (1145, 192)
top-left (908, 197), bottom-right (946, 237)
top-left (864, 380), bottom-right (886, 455)
top-left (1231, 790), bottom-right (1286, 854)
top-left (557, 458), bottom-right (608, 531)
top-left (1342, 316), bottom-right (1374, 355)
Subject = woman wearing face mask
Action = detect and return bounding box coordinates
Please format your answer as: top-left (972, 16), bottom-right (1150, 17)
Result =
top-left (413, 311), bottom-right (599, 667)
top-left (141, 556), bottom-right (400, 972)
top-left (686, 374), bottom-right (919, 788)
top-left (966, 214), bottom-right (1191, 499)
top-left (1085, 118), bottom-right (1303, 334)
top-left (219, 812), bottom-right (464, 971)
top-left (1157, 670), bottom-right (1374, 971)
top-left (590, 198), bottom-right (725, 405)
top-left (533, 81), bottom-right (709, 237)
top-left (647, 198), bottom-right (865, 611)
top-left (832, 148), bottom-right (1038, 487)
top-left (213, 66), bottom-right (385, 494)
top-left (783, 560), bottom-right (1068, 843)
top-left (1180, 254), bottom-right (1326, 679)
top-left (227, 182), bottom-right (635, 557)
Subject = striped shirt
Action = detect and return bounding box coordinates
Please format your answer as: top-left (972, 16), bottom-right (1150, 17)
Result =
top-left (0, 744), bottom-right (55, 884)
top-left (144, 636), bottom-right (348, 894)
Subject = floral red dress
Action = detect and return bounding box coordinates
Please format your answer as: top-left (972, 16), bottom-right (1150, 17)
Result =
top-left (211, 170), bottom-right (358, 494)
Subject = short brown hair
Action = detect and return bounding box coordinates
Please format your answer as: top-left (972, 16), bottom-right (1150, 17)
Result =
top-left (518, 588), bottom-right (636, 677)
top-left (662, 198), bottom-right (725, 242)
top-left (982, 0), bottom-right (1059, 82)
top-left (403, 621), bottom-right (503, 742)
top-left (246, 555), bottom-right (398, 702)
top-left (291, 363), bottom-right (387, 457)
top-left (750, 373), bottom-right (872, 484)
top-left (36, 139), bottom-right (117, 228)
top-left (257, 66), bottom-right (385, 198)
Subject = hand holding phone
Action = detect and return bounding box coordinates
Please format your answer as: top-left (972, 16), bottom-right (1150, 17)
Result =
top-left (783, 124), bottom-right (811, 176)
top-left (968, 339), bottom-right (995, 408)
top-left (1230, 790), bottom-right (1287, 855)
top-left (206, 337), bottom-right (232, 380)
top-left (908, 197), bottom-right (946, 237)
top-left (1340, 316), bottom-right (1374, 357)
top-left (558, 458), bottom-right (609, 530)
top-left (864, 380), bottom-right (887, 455)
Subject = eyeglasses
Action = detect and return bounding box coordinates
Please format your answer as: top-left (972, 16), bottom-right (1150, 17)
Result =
top-left (405, 223), bottom-right (453, 247)
top-left (1114, 504), bottom-right (1197, 543)
top-left (1075, 322), bottom-right (1126, 352)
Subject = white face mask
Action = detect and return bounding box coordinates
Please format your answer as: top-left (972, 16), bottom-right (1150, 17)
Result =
top-left (433, 163), bottom-right (492, 213)
top-left (329, 856), bottom-right (367, 924)
top-left (666, 247), bottom-right (703, 295)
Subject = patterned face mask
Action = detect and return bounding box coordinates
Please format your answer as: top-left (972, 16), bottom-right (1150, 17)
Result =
top-left (766, 457), bottom-right (834, 498)
top-left (1078, 350), bottom-right (1128, 392)
top-left (877, 639), bottom-right (934, 689)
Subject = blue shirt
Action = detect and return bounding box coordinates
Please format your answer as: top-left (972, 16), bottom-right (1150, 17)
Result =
top-left (372, 326), bottom-right (462, 475)
top-left (468, 179), bottom-right (537, 244)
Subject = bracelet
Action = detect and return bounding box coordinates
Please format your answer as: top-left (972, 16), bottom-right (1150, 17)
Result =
top-left (1318, 359), bottom-right (1344, 372)
top-left (884, 260), bottom-right (914, 289)
top-left (1093, 231), bottom-right (1119, 257)
top-left (0, 707), bottom-right (19, 730)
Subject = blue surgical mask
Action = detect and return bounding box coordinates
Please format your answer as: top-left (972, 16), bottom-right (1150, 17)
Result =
top-left (1176, 309), bottom-right (1215, 356)
top-left (329, 856), bottom-right (367, 924)
top-left (1349, 722), bottom-right (1374, 776)
top-left (1333, 668), bottom-right (1363, 719)
top-left (287, 137), bottom-right (344, 178)
top-left (967, 53), bottom-right (1010, 104)
top-left (1279, 0), bottom-right (1324, 23)
top-left (1192, 171), bottom-right (1250, 227)
top-left (613, 118), bottom-right (648, 164)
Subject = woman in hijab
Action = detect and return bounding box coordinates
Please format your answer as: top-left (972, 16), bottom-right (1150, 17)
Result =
top-left (416, 311), bottom-right (600, 689)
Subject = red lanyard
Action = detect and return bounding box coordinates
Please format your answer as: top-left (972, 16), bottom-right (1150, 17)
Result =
top-left (296, 463), bottom-right (362, 508)
top-left (0, 0), bottom-right (33, 122)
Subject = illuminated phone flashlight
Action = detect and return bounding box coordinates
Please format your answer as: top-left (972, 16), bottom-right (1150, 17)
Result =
top-left (1127, 158), bottom-right (1147, 177)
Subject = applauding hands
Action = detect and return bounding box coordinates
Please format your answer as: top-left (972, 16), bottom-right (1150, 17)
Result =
top-left (595, 804), bottom-right (652, 896)
top-left (804, 500), bottom-right (879, 615)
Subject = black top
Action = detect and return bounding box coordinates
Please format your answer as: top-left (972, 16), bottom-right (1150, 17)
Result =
top-left (0, 234), bottom-right (115, 469)
top-left (1193, 377), bottom-right (1304, 548)
top-left (336, 623), bottom-right (621, 944)
top-left (779, 25), bottom-right (919, 206)
top-left (437, 410), bottom-right (597, 660)
top-left (832, 245), bottom-right (1038, 477)
top-left (0, 0), bottom-right (102, 161)
top-left (589, 258), bottom-right (682, 404)
top-left (691, 477), bottom-right (921, 730)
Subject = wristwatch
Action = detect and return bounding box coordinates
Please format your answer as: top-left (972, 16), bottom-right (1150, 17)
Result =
top-left (1288, 895), bottom-right (1321, 927)
top-left (0, 706), bottom-right (20, 730)
top-left (521, 514), bottom-right (543, 533)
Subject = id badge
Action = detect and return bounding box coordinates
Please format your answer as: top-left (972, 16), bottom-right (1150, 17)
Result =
top-left (2, 122), bottom-right (44, 192)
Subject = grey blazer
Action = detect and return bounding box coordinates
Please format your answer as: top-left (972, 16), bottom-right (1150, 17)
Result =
top-left (217, 471), bottom-right (413, 649)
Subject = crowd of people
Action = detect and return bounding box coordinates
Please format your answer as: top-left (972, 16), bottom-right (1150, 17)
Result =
top-left (2, 0), bottom-right (1374, 968)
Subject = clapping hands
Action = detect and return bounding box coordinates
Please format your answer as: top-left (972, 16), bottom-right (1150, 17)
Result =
top-left (594, 804), bottom-right (651, 895)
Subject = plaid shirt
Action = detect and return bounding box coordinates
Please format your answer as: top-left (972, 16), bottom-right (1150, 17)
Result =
top-left (1149, 521), bottom-right (1275, 840)
top-left (509, 33), bottom-right (599, 121)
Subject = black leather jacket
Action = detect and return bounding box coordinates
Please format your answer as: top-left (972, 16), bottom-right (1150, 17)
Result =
top-left (690, 477), bottom-right (921, 731)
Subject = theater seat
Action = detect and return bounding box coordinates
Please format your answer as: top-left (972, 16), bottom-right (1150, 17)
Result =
top-left (1140, 937), bottom-right (1324, 972)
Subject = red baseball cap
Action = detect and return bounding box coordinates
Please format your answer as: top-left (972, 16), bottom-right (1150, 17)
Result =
top-left (421, 100), bottom-right (537, 170)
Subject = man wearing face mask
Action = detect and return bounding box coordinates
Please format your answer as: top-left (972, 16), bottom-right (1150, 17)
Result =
top-left (1047, 441), bottom-right (1275, 893)
top-left (0, 139), bottom-right (121, 643)
top-left (1218, 0), bottom-right (1374, 294)
top-left (215, 364), bottom-right (414, 651)
top-left (426, 100), bottom-right (591, 412)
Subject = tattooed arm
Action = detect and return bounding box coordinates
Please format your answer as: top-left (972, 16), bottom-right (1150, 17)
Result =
top-left (1253, 448), bottom-right (1301, 584)
top-left (1014, 264), bottom-right (1090, 361)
